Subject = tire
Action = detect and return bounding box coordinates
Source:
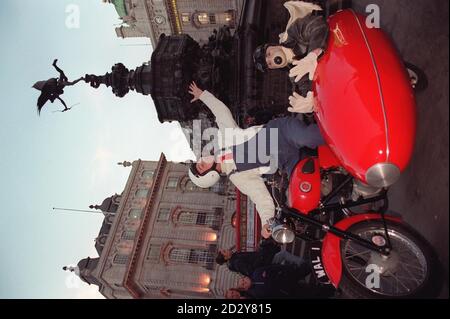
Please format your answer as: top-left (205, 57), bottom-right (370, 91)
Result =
top-left (338, 220), bottom-right (441, 299)
top-left (405, 61), bottom-right (428, 92)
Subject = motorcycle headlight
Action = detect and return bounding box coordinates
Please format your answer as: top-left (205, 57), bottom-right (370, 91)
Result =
top-left (272, 224), bottom-right (295, 244)
top-left (365, 163), bottom-right (400, 188)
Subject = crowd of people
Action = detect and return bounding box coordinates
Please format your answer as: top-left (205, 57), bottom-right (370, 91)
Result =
top-left (218, 239), bottom-right (335, 299)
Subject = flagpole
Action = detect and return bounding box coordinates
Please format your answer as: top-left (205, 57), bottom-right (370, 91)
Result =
top-left (52, 207), bottom-right (103, 214)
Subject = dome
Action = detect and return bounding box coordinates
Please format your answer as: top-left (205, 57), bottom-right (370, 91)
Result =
top-left (95, 218), bottom-right (113, 255)
top-left (90, 194), bottom-right (121, 214)
top-left (110, 0), bottom-right (128, 18)
top-left (76, 257), bottom-right (101, 286)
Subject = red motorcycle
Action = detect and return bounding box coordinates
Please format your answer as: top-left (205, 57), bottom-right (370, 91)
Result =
top-left (268, 9), bottom-right (437, 298)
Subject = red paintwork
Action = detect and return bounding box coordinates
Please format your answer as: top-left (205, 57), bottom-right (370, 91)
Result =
top-left (322, 214), bottom-right (402, 287)
top-left (254, 206), bottom-right (261, 247)
top-left (236, 189), bottom-right (241, 251)
top-left (318, 145), bottom-right (341, 169)
top-left (287, 157), bottom-right (321, 214)
top-left (313, 9), bottom-right (416, 184)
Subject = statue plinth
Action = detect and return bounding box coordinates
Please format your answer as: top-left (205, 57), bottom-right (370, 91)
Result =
top-left (83, 28), bottom-right (235, 124)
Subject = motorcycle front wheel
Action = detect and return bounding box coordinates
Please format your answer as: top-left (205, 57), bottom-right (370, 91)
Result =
top-left (405, 61), bottom-right (428, 92)
top-left (338, 220), bottom-right (440, 298)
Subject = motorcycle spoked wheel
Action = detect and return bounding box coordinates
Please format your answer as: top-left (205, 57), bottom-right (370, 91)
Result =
top-left (405, 61), bottom-right (428, 92)
top-left (338, 220), bottom-right (439, 299)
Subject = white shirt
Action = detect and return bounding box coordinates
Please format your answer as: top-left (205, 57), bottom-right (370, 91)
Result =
top-left (199, 91), bottom-right (276, 224)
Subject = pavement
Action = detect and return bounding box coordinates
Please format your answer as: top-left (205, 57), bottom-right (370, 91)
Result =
top-left (351, 0), bottom-right (449, 298)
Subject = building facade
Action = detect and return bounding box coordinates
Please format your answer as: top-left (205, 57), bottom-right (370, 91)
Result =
top-left (104, 0), bottom-right (244, 47)
top-left (68, 153), bottom-right (261, 299)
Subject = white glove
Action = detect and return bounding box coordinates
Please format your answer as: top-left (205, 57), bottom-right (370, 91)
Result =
top-left (288, 91), bottom-right (314, 113)
top-left (289, 51), bottom-right (319, 82)
top-left (279, 32), bottom-right (288, 44)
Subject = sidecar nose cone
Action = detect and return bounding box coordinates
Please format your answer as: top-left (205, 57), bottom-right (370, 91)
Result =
top-left (366, 163), bottom-right (401, 188)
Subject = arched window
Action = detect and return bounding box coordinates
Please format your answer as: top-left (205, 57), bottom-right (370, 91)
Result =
top-left (157, 208), bottom-right (171, 222)
top-left (169, 248), bottom-right (214, 265)
top-left (180, 13), bottom-right (191, 25)
top-left (231, 211), bottom-right (237, 228)
top-left (176, 208), bottom-right (222, 230)
top-left (178, 211), bottom-right (219, 228)
top-left (195, 12), bottom-right (210, 25)
top-left (113, 254), bottom-right (129, 265)
top-left (166, 177), bottom-right (179, 189)
top-left (135, 189), bottom-right (149, 198)
top-left (122, 230), bottom-right (135, 240)
top-left (185, 180), bottom-right (198, 191)
top-left (142, 170), bottom-right (155, 178)
top-left (129, 208), bottom-right (142, 219)
top-left (210, 179), bottom-right (226, 194)
top-left (217, 11), bottom-right (235, 27)
top-left (181, 177), bottom-right (208, 192)
top-left (146, 244), bottom-right (161, 263)
top-left (193, 11), bottom-right (235, 28)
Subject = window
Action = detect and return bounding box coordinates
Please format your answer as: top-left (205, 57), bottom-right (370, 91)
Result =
top-left (223, 12), bottom-right (233, 22)
top-left (185, 180), bottom-right (198, 191)
top-left (196, 12), bottom-right (209, 25)
top-left (147, 244), bottom-right (161, 263)
top-left (122, 230), bottom-right (136, 240)
top-left (157, 208), bottom-right (171, 222)
top-left (129, 209), bottom-right (142, 219)
top-left (181, 13), bottom-right (190, 24)
top-left (166, 177), bottom-right (178, 189)
top-left (184, 179), bottom-right (209, 192)
top-left (113, 254), bottom-right (129, 265)
top-left (145, 285), bottom-right (161, 292)
top-left (178, 211), bottom-right (219, 227)
top-left (169, 248), bottom-right (215, 265)
top-left (209, 14), bottom-right (216, 24)
top-left (136, 189), bottom-right (149, 198)
top-left (210, 181), bottom-right (225, 194)
top-left (217, 11), bottom-right (235, 27)
top-left (142, 170), bottom-right (155, 178)
top-left (178, 211), bottom-right (196, 224)
top-left (231, 211), bottom-right (237, 228)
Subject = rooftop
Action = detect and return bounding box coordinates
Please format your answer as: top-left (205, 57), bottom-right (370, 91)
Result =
top-left (106, 0), bottom-right (128, 18)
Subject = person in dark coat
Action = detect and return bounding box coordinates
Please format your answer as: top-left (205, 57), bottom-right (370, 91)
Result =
top-left (216, 239), bottom-right (281, 277)
top-left (236, 263), bottom-right (312, 299)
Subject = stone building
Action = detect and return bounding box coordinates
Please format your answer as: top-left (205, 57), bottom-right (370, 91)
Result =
top-left (66, 153), bottom-right (259, 299)
top-left (104, 0), bottom-right (245, 47)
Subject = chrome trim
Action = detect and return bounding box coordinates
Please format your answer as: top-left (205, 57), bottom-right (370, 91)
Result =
top-left (272, 224), bottom-right (295, 244)
top-left (351, 10), bottom-right (390, 161)
top-left (342, 228), bottom-right (427, 296)
top-left (366, 163), bottom-right (400, 188)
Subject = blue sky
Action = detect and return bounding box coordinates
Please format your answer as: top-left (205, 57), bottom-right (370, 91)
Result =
top-left (0, 0), bottom-right (192, 298)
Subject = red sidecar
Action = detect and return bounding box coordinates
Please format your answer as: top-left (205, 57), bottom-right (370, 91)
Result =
top-left (279, 9), bottom-right (438, 299)
top-left (313, 9), bottom-right (417, 188)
